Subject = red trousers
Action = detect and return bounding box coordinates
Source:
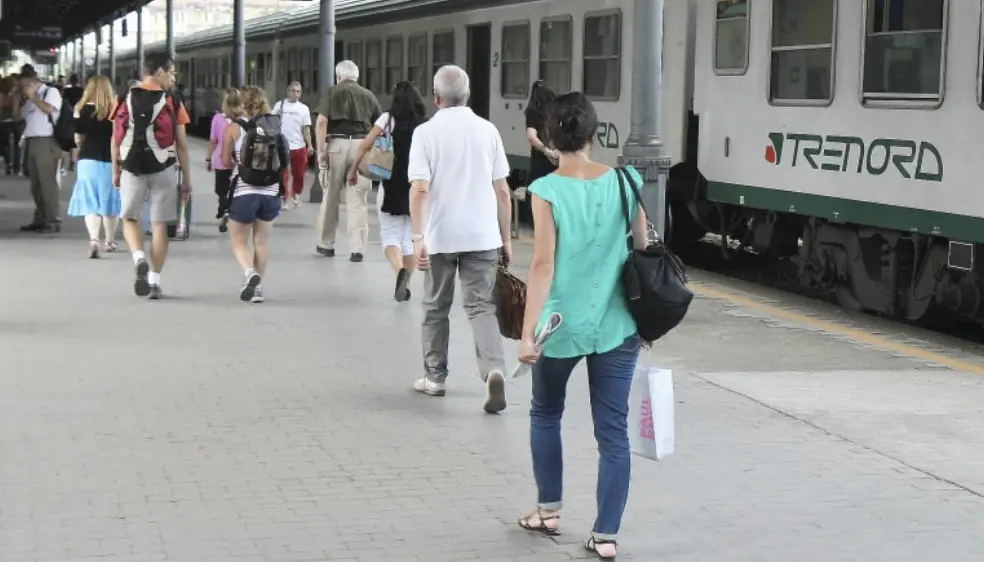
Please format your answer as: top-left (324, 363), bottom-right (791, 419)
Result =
top-left (282, 147), bottom-right (309, 199)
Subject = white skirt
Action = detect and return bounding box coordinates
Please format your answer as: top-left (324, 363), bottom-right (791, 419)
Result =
top-left (377, 186), bottom-right (413, 255)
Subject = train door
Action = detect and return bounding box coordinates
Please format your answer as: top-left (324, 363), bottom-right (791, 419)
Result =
top-left (466, 23), bottom-right (492, 120)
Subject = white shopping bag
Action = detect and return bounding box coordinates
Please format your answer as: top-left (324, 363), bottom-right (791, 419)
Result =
top-left (627, 363), bottom-right (675, 461)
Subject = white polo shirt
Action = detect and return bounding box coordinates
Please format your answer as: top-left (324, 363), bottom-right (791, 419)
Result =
top-left (407, 106), bottom-right (510, 254)
top-left (273, 99), bottom-right (312, 150)
top-left (21, 84), bottom-right (63, 139)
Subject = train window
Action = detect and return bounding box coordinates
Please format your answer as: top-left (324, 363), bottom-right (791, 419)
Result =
top-left (433, 31), bottom-right (455, 76)
top-left (386, 36), bottom-right (404, 94)
top-left (501, 22), bottom-right (530, 99)
top-left (265, 53), bottom-right (272, 81)
top-left (278, 51), bottom-right (285, 81)
top-left (408, 34), bottom-right (428, 94)
top-left (583, 12), bottom-right (622, 99)
top-left (301, 48), bottom-right (312, 90)
top-left (768, 0), bottom-right (836, 104)
top-left (366, 39), bottom-right (383, 93)
top-left (862, 0), bottom-right (946, 106)
top-left (287, 47), bottom-right (298, 85)
top-left (714, 0), bottom-right (749, 74)
top-left (313, 49), bottom-right (320, 91)
top-left (539, 17), bottom-right (572, 92)
top-left (347, 41), bottom-right (363, 71)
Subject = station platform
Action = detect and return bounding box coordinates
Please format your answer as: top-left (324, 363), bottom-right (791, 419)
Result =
top-left (1, 140), bottom-right (984, 561)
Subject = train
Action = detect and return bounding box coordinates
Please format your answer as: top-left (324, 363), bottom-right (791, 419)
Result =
top-left (111, 0), bottom-right (984, 328)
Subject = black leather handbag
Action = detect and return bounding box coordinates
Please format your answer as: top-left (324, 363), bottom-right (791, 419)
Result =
top-left (615, 167), bottom-right (693, 342)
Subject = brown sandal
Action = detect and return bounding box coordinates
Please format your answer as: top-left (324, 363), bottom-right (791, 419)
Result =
top-left (584, 536), bottom-right (617, 561)
top-left (517, 508), bottom-right (560, 536)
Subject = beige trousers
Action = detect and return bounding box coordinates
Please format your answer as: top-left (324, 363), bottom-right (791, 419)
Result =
top-left (316, 137), bottom-right (370, 254)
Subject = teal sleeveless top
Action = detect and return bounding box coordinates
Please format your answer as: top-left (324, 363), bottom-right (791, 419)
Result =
top-left (528, 166), bottom-right (642, 358)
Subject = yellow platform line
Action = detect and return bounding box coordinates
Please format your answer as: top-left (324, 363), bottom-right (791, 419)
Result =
top-left (690, 283), bottom-right (984, 376)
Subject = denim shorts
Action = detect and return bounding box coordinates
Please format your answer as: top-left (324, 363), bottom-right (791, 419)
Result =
top-left (228, 193), bottom-right (280, 224)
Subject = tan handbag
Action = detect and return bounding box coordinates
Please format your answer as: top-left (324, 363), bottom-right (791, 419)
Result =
top-left (358, 115), bottom-right (394, 181)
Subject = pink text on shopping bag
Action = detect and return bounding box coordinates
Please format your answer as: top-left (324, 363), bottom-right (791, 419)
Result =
top-left (639, 398), bottom-right (655, 441)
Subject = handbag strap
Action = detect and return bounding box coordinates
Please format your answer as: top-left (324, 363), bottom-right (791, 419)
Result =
top-left (615, 166), bottom-right (660, 249)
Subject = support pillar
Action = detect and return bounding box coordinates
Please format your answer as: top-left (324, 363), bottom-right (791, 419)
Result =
top-left (618, 0), bottom-right (671, 241)
top-left (77, 37), bottom-right (83, 80)
top-left (233, 0), bottom-right (246, 86)
top-left (109, 20), bottom-right (116, 85)
top-left (137, 7), bottom-right (145, 77)
top-left (310, 0), bottom-right (336, 204)
top-left (95, 27), bottom-right (102, 76)
top-left (165, 0), bottom-right (175, 58)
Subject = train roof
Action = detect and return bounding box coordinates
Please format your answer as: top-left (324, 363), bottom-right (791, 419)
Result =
top-left (114, 0), bottom-right (529, 60)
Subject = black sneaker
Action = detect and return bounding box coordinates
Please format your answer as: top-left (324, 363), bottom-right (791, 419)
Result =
top-left (316, 247), bottom-right (335, 257)
top-left (148, 285), bottom-right (162, 300)
top-left (394, 268), bottom-right (410, 302)
top-left (218, 215), bottom-right (229, 233)
top-left (350, 253), bottom-right (363, 263)
top-left (38, 223), bottom-right (60, 234)
top-left (134, 259), bottom-right (151, 297)
top-left (19, 222), bottom-right (43, 232)
top-left (240, 272), bottom-right (261, 302)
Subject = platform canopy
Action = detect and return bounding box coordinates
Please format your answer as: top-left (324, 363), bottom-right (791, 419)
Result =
top-left (1, 0), bottom-right (152, 51)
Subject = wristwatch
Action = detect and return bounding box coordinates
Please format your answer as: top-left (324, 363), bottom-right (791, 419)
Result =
top-left (411, 234), bottom-right (424, 242)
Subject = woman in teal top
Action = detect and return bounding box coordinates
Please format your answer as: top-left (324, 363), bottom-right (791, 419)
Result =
top-left (516, 92), bottom-right (651, 561)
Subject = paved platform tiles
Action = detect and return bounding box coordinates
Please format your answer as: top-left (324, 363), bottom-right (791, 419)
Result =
top-left (0, 140), bottom-right (983, 560)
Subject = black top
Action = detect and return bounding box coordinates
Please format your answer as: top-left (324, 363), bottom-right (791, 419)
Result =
top-left (75, 104), bottom-right (113, 163)
top-left (63, 85), bottom-right (83, 109)
top-left (380, 114), bottom-right (424, 216)
top-left (525, 108), bottom-right (556, 184)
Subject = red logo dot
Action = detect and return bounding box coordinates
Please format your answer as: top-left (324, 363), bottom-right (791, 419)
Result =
top-left (764, 145), bottom-right (776, 164)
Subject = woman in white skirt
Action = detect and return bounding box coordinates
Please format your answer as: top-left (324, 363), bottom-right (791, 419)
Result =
top-left (66, 75), bottom-right (120, 258)
top-left (348, 81), bottom-right (427, 301)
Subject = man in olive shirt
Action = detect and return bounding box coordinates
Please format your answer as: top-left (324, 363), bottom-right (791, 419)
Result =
top-left (314, 60), bottom-right (381, 262)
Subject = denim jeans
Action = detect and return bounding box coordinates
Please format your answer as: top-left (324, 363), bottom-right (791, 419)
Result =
top-left (530, 334), bottom-right (641, 540)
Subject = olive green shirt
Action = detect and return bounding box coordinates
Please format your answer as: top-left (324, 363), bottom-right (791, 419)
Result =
top-left (315, 79), bottom-right (381, 136)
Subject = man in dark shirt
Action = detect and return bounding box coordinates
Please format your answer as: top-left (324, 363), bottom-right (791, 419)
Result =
top-left (314, 60), bottom-right (381, 262)
top-left (61, 74), bottom-right (84, 171)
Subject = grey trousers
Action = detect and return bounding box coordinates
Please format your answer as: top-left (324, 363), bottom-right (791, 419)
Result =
top-left (25, 137), bottom-right (61, 225)
top-left (421, 249), bottom-right (506, 382)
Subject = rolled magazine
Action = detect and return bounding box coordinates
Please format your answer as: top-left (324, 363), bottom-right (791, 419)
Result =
top-left (508, 312), bottom-right (563, 379)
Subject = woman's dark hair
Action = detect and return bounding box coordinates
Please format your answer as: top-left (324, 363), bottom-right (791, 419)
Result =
top-left (545, 91), bottom-right (598, 153)
top-left (388, 81), bottom-right (426, 133)
top-left (524, 80), bottom-right (555, 127)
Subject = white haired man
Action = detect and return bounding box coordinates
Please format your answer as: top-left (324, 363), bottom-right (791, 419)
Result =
top-left (314, 60), bottom-right (382, 262)
top-left (408, 65), bottom-right (513, 414)
top-left (273, 81), bottom-right (312, 210)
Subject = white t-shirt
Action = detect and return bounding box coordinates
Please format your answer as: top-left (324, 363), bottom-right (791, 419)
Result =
top-left (22, 84), bottom-right (63, 138)
top-left (273, 99), bottom-right (312, 150)
top-left (374, 112), bottom-right (395, 135)
top-left (407, 106), bottom-right (510, 254)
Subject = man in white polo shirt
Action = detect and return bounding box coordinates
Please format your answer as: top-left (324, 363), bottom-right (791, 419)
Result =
top-left (17, 64), bottom-right (64, 233)
top-left (408, 65), bottom-right (513, 414)
top-left (273, 81), bottom-right (313, 210)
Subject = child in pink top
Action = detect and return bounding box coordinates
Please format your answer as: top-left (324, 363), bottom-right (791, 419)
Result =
top-left (207, 88), bottom-right (242, 233)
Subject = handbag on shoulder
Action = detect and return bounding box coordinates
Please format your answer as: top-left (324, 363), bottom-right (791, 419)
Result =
top-left (615, 167), bottom-right (693, 342)
top-left (358, 115), bottom-right (394, 181)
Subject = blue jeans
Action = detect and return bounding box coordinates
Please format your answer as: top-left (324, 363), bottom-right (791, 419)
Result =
top-left (530, 334), bottom-right (640, 540)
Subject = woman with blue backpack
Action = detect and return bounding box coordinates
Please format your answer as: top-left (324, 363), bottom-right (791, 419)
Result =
top-left (220, 85), bottom-right (289, 304)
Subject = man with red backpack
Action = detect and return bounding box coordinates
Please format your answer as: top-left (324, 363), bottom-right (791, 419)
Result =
top-left (112, 53), bottom-right (192, 300)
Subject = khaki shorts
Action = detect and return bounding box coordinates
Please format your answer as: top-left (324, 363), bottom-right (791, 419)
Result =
top-left (119, 168), bottom-right (178, 223)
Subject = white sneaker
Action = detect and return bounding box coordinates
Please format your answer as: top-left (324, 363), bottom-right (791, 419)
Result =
top-left (281, 199), bottom-right (290, 211)
top-left (483, 370), bottom-right (507, 414)
top-left (413, 377), bottom-right (446, 397)
top-left (291, 195), bottom-right (301, 208)
top-left (251, 286), bottom-right (264, 303)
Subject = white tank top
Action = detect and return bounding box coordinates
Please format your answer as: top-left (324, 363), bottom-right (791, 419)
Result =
top-left (232, 123), bottom-right (280, 198)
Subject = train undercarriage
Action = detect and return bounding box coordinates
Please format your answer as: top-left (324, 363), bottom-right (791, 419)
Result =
top-left (666, 165), bottom-right (984, 329)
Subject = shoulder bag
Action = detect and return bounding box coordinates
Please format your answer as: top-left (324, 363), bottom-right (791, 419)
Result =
top-left (615, 167), bottom-right (693, 342)
top-left (357, 114), bottom-right (394, 181)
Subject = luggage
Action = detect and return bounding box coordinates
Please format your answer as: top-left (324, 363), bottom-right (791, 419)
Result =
top-left (233, 114), bottom-right (288, 188)
top-left (615, 167), bottom-right (693, 342)
top-left (44, 87), bottom-right (76, 151)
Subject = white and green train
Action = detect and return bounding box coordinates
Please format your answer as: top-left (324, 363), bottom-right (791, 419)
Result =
top-left (114, 0), bottom-right (984, 326)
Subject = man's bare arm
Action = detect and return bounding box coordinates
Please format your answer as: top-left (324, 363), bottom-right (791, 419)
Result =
top-left (494, 178), bottom-right (512, 243)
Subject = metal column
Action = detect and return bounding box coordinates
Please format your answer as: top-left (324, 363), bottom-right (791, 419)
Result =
top-left (95, 27), bottom-right (102, 76)
top-left (109, 20), bottom-right (116, 85)
top-left (165, 0), bottom-right (175, 58)
top-left (310, 0), bottom-right (336, 203)
top-left (233, 0), bottom-right (246, 86)
top-left (619, 0), bottom-right (671, 240)
top-left (136, 7), bottom-right (145, 77)
top-left (77, 37), bottom-right (84, 80)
